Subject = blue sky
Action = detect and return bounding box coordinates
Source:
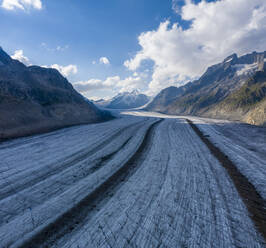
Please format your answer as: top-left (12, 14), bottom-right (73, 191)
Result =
top-left (1, 0), bottom-right (266, 99)
top-left (0, 0), bottom-right (183, 79)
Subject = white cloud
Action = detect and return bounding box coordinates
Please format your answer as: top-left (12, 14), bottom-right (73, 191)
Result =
top-left (10, 49), bottom-right (77, 77)
top-left (73, 74), bottom-right (144, 96)
top-left (124, 0), bottom-right (266, 94)
top-left (88, 95), bottom-right (105, 101)
top-left (73, 79), bottom-right (105, 91)
top-left (56, 45), bottom-right (69, 51)
top-left (41, 43), bottom-right (69, 52)
top-left (91, 57), bottom-right (110, 65)
top-left (99, 57), bottom-right (110, 65)
top-left (11, 49), bottom-right (30, 65)
top-left (73, 76), bottom-right (119, 92)
top-left (43, 64), bottom-right (78, 77)
top-left (1, 0), bottom-right (42, 10)
top-left (172, 0), bottom-right (185, 14)
top-left (118, 76), bottom-right (144, 93)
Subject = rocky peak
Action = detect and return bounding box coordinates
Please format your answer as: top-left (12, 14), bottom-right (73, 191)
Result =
top-left (237, 51), bottom-right (265, 65)
top-left (223, 53), bottom-right (238, 64)
top-left (131, 89), bottom-right (140, 95)
top-left (0, 46), bottom-right (12, 65)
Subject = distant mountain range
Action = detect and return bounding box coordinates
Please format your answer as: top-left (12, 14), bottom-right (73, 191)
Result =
top-left (146, 51), bottom-right (266, 126)
top-left (0, 47), bottom-right (108, 140)
top-left (94, 90), bottom-right (150, 109)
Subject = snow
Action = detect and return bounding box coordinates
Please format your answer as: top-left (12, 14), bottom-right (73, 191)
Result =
top-left (233, 63), bottom-right (258, 76)
top-left (0, 111), bottom-right (265, 247)
top-left (129, 111), bottom-right (266, 199)
top-left (57, 118), bottom-right (264, 248)
top-left (224, 57), bottom-right (233, 63)
top-left (99, 90), bottom-right (150, 110)
top-left (0, 116), bottom-right (155, 247)
top-left (185, 116), bottom-right (266, 199)
top-left (112, 91), bottom-right (140, 105)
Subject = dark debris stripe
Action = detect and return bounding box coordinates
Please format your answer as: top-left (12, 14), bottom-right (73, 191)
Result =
top-left (186, 119), bottom-right (266, 241)
top-left (15, 119), bottom-right (163, 248)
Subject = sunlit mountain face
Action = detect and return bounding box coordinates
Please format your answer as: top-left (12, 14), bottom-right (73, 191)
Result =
top-left (146, 51), bottom-right (266, 126)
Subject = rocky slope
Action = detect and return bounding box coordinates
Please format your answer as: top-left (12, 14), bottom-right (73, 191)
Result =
top-left (209, 70), bottom-right (266, 125)
top-left (0, 47), bottom-right (107, 140)
top-left (146, 51), bottom-right (266, 125)
top-left (95, 90), bottom-right (150, 109)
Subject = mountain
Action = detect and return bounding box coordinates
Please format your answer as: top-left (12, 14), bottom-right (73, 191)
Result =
top-left (145, 86), bottom-right (186, 112)
top-left (0, 47), bottom-right (108, 140)
top-left (146, 51), bottom-right (266, 126)
top-left (94, 90), bottom-right (150, 109)
top-left (212, 70), bottom-right (266, 125)
top-left (92, 98), bottom-right (111, 108)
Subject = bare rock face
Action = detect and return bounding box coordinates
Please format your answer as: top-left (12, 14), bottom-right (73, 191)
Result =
top-left (145, 86), bottom-right (185, 112)
top-left (0, 47), bottom-right (106, 140)
top-left (146, 51), bottom-right (266, 126)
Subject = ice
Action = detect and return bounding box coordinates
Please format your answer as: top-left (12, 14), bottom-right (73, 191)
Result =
top-left (0, 111), bottom-right (265, 247)
top-left (233, 63), bottom-right (258, 76)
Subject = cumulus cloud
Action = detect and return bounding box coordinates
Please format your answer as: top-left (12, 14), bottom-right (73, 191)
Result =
top-left (118, 76), bottom-right (144, 92)
top-left (1, 0), bottom-right (42, 10)
top-left (43, 64), bottom-right (78, 77)
top-left (73, 75), bottom-right (144, 96)
top-left (124, 0), bottom-right (266, 94)
top-left (99, 57), bottom-right (110, 65)
top-left (172, 0), bottom-right (185, 14)
top-left (10, 48), bottom-right (77, 78)
top-left (74, 76), bottom-right (119, 92)
top-left (11, 50), bottom-right (30, 65)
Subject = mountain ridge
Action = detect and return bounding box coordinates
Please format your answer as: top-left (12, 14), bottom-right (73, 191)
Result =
top-left (94, 90), bottom-right (150, 109)
top-left (0, 47), bottom-right (109, 140)
top-left (146, 51), bottom-right (266, 126)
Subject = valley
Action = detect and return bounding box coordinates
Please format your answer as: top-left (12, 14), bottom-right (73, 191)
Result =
top-left (1, 1), bottom-right (266, 247)
top-left (0, 111), bottom-right (265, 247)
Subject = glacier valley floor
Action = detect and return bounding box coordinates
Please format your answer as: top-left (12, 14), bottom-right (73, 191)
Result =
top-left (0, 111), bottom-right (265, 248)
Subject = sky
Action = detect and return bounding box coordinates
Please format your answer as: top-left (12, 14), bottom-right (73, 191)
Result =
top-left (1, 0), bottom-right (266, 100)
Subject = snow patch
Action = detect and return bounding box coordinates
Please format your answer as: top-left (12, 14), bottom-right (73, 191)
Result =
top-left (233, 63), bottom-right (258, 76)
top-left (224, 57), bottom-right (233, 63)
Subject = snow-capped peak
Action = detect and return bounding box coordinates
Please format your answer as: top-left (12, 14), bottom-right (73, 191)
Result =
top-left (96, 90), bottom-right (149, 109)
